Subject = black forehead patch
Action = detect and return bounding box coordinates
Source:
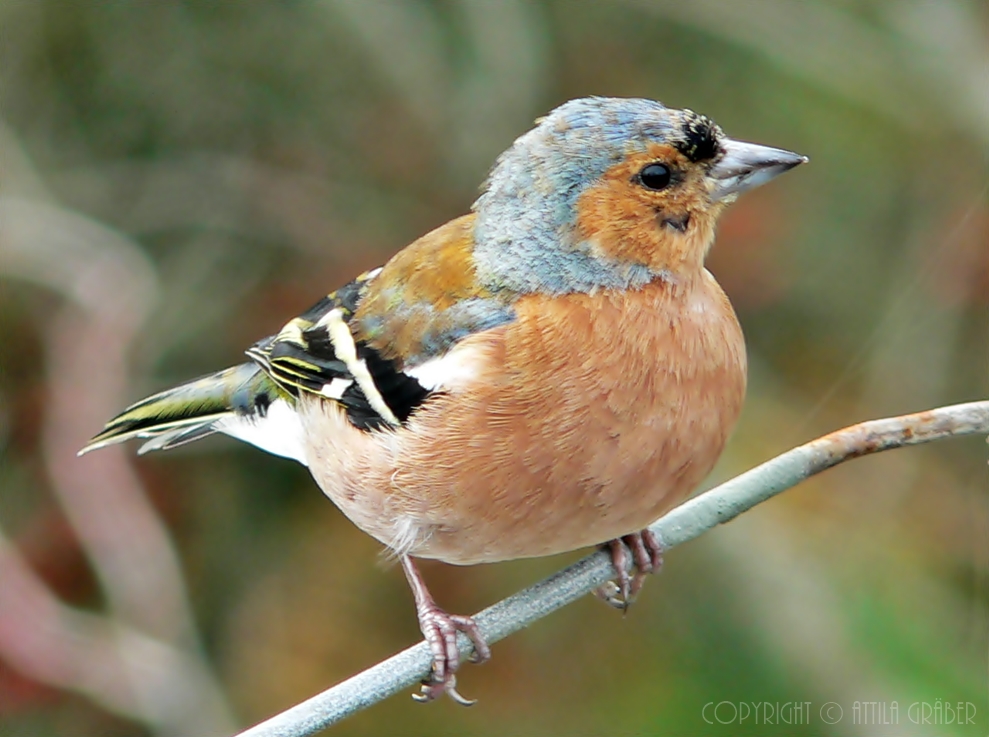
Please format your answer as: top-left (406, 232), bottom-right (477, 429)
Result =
top-left (673, 111), bottom-right (722, 163)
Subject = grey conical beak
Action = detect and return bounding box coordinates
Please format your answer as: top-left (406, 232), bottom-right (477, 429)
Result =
top-left (709, 139), bottom-right (808, 201)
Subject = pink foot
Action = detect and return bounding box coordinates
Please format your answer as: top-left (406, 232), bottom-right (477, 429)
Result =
top-left (402, 556), bottom-right (490, 705)
top-left (595, 529), bottom-right (664, 610)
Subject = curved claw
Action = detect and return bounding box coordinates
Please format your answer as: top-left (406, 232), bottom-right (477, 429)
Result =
top-left (598, 537), bottom-right (633, 610)
top-left (596, 529), bottom-right (664, 610)
top-left (402, 556), bottom-right (490, 705)
top-left (414, 674), bottom-right (476, 706)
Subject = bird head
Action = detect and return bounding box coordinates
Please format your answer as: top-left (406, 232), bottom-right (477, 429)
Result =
top-left (472, 97), bottom-right (806, 294)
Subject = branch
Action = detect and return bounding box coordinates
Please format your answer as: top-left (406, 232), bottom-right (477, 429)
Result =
top-left (0, 530), bottom-right (232, 733)
top-left (234, 400), bottom-right (989, 737)
top-left (1, 197), bottom-right (235, 734)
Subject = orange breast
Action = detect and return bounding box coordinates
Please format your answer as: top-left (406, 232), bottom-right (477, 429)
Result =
top-left (301, 271), bottom-right (746, 565)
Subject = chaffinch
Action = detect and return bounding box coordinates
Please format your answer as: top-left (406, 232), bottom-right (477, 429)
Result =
top-left (82, 97), bottom-right (806, 704)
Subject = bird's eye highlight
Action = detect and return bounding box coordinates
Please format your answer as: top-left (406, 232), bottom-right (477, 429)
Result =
top-left (637, 163), bottom-right (672, 191)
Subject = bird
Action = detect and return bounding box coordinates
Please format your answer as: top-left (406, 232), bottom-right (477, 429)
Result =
top-left (81, 96), bottom-right (806, 704)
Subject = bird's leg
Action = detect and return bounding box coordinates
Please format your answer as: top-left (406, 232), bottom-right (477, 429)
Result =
top-left (401, 555), bottom-right (491, 705)
top-left (594, 529), bottom-right (664, 610)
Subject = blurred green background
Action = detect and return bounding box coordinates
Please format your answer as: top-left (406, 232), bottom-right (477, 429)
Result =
top-left (1, 1), bottom-right (987, 735)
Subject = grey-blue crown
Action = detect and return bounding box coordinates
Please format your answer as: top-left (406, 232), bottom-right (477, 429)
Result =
top-left (472, 97), bottom-right (719, 295)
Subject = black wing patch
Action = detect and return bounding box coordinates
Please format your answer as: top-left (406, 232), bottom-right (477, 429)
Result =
top-left (335, 341), bottom-right (430, 430)
top-left (246, 270), bottom-right (430, 432)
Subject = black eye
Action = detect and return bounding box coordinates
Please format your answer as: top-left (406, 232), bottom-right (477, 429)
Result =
top-left (637, 163), bottom-right (672, 191)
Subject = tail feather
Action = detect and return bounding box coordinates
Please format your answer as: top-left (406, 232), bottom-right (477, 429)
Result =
top-left (136, 422), bottom-right (223, 455)
top-left (79, 363), bottom-right (277, 455)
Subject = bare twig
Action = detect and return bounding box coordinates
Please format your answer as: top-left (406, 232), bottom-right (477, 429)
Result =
top-left (0, 529), bottom-right (230, 734)
top-left (0, 196), bottom-right (235, 735)
top-left (233, 400), bottom-right (989, 737)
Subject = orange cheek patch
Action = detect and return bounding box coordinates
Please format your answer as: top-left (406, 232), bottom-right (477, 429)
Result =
top-left (575, 146), bottom-right (719, 273)
top-left (578, 182), bottom-right (660, 261)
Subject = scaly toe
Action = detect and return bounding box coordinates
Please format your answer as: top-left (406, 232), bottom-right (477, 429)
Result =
top-left (414, 608), bottom-right (488, 705)
top-left (598, 530), bottom-right (665, 609)
top-left (449, 613), bottom-right (491, 664)
top-left (625, 529), bottom-right (663, 574)
top-left (403, 556), bottom-right (488, 705)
